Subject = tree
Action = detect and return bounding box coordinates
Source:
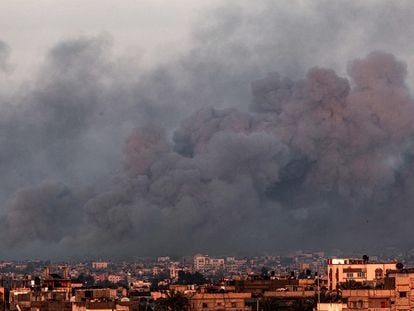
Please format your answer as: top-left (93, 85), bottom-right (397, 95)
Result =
top-left (290, 298), bottom-right (314, 311)
top-left (155, 290), bottom-right (189, 311)
top-left (74, 274), bottom-right (95, 287)
top-left (339, 280), bottom-right (371, 290)
top-left (261, 267), bottom-right (269, 278)
top-left (94, 280), bottom-right (118, 289)
top-left (260, 297), bottom-right (281, 311)
top-left (177, 271), bottom-right (207, 285)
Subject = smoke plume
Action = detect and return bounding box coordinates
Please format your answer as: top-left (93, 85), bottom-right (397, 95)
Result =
top-left (2, 1), bottom-right (414, 259)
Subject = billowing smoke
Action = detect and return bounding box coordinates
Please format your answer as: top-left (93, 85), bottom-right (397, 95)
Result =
top-left (88, 52), bottom-right (414, 257)
top-left (1, 181), bottom-right (83, 245)
top-left (2, 1), bottom-right (414, 259)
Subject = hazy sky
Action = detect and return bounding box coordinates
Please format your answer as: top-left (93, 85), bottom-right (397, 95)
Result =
top-left (2, 0), bottom-right (414, 86)
top-left (0, 0), bottom-right (222, 78)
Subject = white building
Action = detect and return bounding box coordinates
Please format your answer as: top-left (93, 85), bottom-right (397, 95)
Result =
top-left (194, 254), bottom-right (225, 271)
top-left (92, 261), bottom-right (109, 269)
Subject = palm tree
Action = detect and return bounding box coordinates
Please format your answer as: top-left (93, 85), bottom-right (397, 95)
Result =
top-left (290, 298), bottom-right (314, 311)
top-left (155, 290), bottom-right (189, 311)
top-left (260, 297), bottom-right (281, 311)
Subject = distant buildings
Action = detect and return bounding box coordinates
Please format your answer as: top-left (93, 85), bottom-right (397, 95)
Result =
top-left (193, 254), bottom-right (225, 272)
top-left (107, 274), bottom-right (123, 284)
top-left (189, 292), bottom-right (251, 311)
top-left (92, 261), bottom-right (109, 269)
top-left (4, 252), bottom-right (414, 310)
top-left (157, 256), bottom-right (170, 263)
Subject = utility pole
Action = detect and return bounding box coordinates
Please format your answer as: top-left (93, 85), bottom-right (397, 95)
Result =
top-left (316, 271), bottom-right (320, 310)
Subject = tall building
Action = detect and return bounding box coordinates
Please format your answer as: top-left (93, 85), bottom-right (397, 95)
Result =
top-left (327, 257), bottom-right (396, 290)
top-left (193, 254), bottom-right (225, 271)
top-left (92, 262), bottom-right (109, 269)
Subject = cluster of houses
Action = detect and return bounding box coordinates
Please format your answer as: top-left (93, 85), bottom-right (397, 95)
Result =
top-left (1, 255), bottom-right (414, 310)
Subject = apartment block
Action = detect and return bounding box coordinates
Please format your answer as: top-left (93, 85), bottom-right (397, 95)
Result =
top-left (327, 258), bottom-right (396, 290)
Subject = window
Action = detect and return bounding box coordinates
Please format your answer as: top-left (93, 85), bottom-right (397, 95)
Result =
top-left (375, 268), bottom-right (383, 279)
top-left (231, 302), bottom-right (237, 307)
top-left (399, 291), bottom-right (407, 298)
top-left (346, 273), bottom-right (354, 278)
top-left (357, 272), bottom-right (366, 278)
top-left (349, 300), bottom-right (363, 308)
top-left (202, 302), bottom-right (208, 308)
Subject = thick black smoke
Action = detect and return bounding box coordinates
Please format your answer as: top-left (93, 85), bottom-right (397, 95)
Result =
top-left (2, 1), bottom-right (414, 259)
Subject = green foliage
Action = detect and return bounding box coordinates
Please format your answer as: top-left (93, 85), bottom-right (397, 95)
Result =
top-left (74, 273), bottom-right (95, 287)
top-left (154, 290), bottom-right (189, 311)
top-left (177, 271), bottom-right (207, 285)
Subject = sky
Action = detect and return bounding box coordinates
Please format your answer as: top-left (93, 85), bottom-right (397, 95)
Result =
top-left (0, 0), bottom-right (220, 79)
top-left (2, 0), bottom-right (414, 260)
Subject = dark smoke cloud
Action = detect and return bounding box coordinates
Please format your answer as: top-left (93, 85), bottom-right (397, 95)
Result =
top-left (77, 49), bottom-right (414, 257)
top-left (2, 1), bottom-right (414, 259)
top-left (1, 181), bottom-right (84, 245)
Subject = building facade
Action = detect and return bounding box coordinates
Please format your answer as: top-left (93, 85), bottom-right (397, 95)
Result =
top-left (327, 258), bottom-right (396, 290)
top-left (188, 292), bottom-right (251, 311)
top-left (194, 255), bottom-right (225, 271)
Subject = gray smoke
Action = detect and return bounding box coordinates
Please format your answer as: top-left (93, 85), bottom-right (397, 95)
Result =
top-left (0, 41), bottom-right (10, 73)
top-left (2, 1), bottom-right (414, 259)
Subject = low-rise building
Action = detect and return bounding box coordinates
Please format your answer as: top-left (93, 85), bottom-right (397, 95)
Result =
top-left (194, 255), bottom-right (225, 272)
top-left (188, 292), bottom-right (251, 311)
top-left (92, 262), bottom-right (109, 269)
top-left (327, 257), bottom-right (396, 290)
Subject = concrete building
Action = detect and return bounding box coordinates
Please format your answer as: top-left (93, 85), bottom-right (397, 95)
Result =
top-left (387, 268), bottom-right (414, 311)
top-left (316, 268), bottom-right (414, 310)
top-left (188, 292), bottom-right (251, 311)
top-left (327, 257), bottom-right (396, 290)
top-left (317, 303), bottom-right (346, 311)
top-left (75, 288), bottom-right (117, 302)
top-left (72, 301), bottom-right (140, 311)
top-left (169, 264), bottom-right (184, 280)
top-left (157, 256), bottom-right (170, 263)
top-left (193, 254), bottom-right (225, 271)
top-left (91, 261), bottom-right (109, 269)
top-left (108, 274), bottom-right (123, 284)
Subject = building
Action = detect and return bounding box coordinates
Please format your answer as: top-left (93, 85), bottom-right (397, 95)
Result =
top-left (92, 261), bottom-right (109, 269)
top-left (72, 301), bottom-right (140, 311)
top-left (169, 264), bottom-right (184, 280)
top-left (194, 254), bottom-right (210, 271)
top-left (327, 257), bottom-right (396, 290)
top-left (158, 256), bottom-right (170, 263)
top-left (193, 254), bottom-right (225, 271)
top-left (75, 288), bottom-right (117, 302)
top-left (387, 268), bottom-right (414, 311)
top-left (317, 303), bottom-right (346, 311)
top-left (108, 274), bottom-right (123, 284)
top-left (188, 292), bottom-right (251, 311)
top-left (234, 279), bottom-right (300, 295)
